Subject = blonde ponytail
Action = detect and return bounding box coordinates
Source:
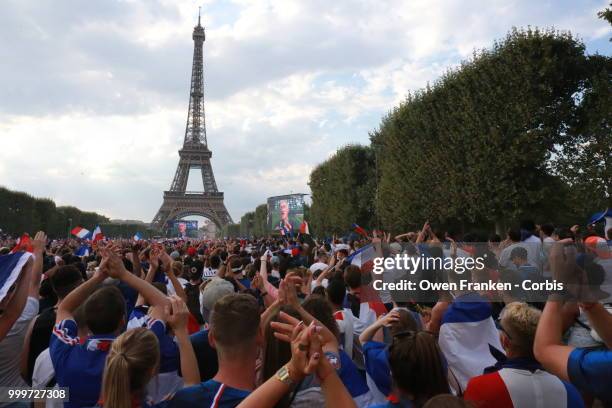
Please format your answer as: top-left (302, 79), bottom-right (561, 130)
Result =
top-left (101, 328), bottom-right (160, 408)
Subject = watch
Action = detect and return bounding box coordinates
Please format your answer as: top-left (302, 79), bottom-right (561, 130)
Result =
top-left (276, 364), bottom-right (296, 387)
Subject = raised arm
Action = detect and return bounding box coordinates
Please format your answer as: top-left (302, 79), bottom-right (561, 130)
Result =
top-left (56, 265), bottom-right (106, 323)
top-left (0, 256), bottom-right (33, 340)
top-left (533, 240), bottom-right (577, 380)
top-left (29, 231), bottom-right (47, 298)
top-left (136, 247), bottom-right (159, 307)
top-left (359, 311), bottom-right (398, 345)
top-left (166, 261), bottom-right (187, 303)
top-left (102, 246), bottom-right (169, 309)
top-left (165, 296), bottom-right (200, 386)
top-left (581, 302), bottom-right (612, 349)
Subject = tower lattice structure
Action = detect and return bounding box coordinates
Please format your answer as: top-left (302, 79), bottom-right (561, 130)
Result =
top-left (151, 12), bottom-right (232, 231)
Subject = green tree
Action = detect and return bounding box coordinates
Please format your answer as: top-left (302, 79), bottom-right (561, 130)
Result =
top-left (371, 29), bottom-right (594, 232)
top-left (309, 144), bottom-right (376, 235)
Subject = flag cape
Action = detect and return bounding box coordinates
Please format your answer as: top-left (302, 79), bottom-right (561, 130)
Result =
top-left (71, 226), bottom-right (90, 239)
top-left (465, 366), bottom-right (581, 408)
top-left (10, 234), bottom-right (33, 253)
top-left (438, 292), bottom-right (503, 390)
top-left (0, 252), bottom-right (32, 303)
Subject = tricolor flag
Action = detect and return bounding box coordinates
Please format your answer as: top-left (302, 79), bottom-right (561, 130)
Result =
top-left (299, 221), bottom-right (310, 235)
top-left (438, 292), bottom-right (503, 391)
top-left (91, 225), bottom-right (104, 243)
top-left (352, 224), bottom-right (368, 237)
top-left (347, 244), bottom-right (376, 273)
top-left (133, 232), bottom-right (143, 241)
top-left (0, 251), bottom-right (33, 303)
top-left (71, 226), bottom-right (90, 239)
top-left (10, 234), bottom-right (33, 254)
top-left (75, 245), bottom-right (90, 257)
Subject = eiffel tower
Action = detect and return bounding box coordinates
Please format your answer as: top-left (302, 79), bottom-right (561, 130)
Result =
top-left (151, 11), bottom-right (232, 232)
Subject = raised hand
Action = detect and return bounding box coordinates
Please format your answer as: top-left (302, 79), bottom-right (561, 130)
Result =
top-left (271, 311), bottom-right (338, 351)
top-left (149, 246), bottom-right (161, 269)
top-left (165, 295), bottom-right (189, 333)
top-left (378, 310), bottom-right (400, 328)
top-left (99, 245), bottom-right (128, 279)
top-left (286, 321), bottom-right (323, 382)
top-left (32, 231), bottom-right (47, 254)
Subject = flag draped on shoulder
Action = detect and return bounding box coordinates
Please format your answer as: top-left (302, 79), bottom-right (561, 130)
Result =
top-left (10, 234), bottom-right (33, 254)
top-left (438, 292), bottom-right (503, 391)
top-left (0, 251), bottom-right (33, 303)
top-left (71, 226), bottom-right (90, 239)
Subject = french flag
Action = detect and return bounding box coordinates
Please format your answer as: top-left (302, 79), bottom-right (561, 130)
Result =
top-left (91, 225), bottom-right (104, 243)
top-left (465, 363), bottom-right (583, 408)
top-left (438, 292), bottom-right (503, 391)
top-left (133, 232), bottom-right (143, 241)
top-left (75, 245), bottom-right (90, 257)
top-left (299, 221), bottom-right (310, 235)
top-left (10, 234), bottom-right (33, 254)
top-left (352, 224), bottom-right (368, 237)
top-left (71, 226), bottom-right (90, 239)
top-left (347, 244), bottom-right (376, 273)
top-left (0, 251), bottom-right (33, 303)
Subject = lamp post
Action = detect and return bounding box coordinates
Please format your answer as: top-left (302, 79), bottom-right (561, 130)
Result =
top-left (68, 218), bottom-right (72, 239)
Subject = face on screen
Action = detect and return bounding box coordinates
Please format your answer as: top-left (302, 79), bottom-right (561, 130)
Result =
top-left (280, 200), bottom-right (289, 220)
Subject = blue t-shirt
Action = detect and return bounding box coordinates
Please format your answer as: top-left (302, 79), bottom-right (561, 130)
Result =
top-left (190, 329), bottom-right (219, 381)
top-left (338, 350), bottom-right (369, 398)
top-left (50, 318), bottom-right (167, 408)
top-left (117, 281), bottom-right (138, 318)
top-left (568, 347), bottom-right (612, 404)
top-left (169, 379), bottom-right (250, 408)
top-left (237, 277), bottom-right (251, 289)
top-left (363, 340), bottom-right (391, 396)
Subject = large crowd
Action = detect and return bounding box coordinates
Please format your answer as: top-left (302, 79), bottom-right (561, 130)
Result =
top-left (0, 219), bottom-right (611, 408)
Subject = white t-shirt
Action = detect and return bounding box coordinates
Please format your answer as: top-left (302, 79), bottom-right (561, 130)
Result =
top-left (0, 296), bottom-right (38, 387)
top-left (32, 348), bottom-right (63, 408)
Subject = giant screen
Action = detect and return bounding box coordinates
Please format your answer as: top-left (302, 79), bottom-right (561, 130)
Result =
top-left (267, 194), bottom-right (305, 232)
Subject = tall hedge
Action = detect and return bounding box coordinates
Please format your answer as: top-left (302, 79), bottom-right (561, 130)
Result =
top-left (0, 186), bottom-right (109, 238)
top-left (308, 144), bottom-right (376, 235)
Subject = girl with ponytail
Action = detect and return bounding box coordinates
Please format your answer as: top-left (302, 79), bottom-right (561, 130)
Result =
top-left (100, 327), bottom-right (160, 408)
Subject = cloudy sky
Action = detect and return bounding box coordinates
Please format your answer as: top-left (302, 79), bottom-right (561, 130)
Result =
top-left (0, 0), bottom-right (610, 223)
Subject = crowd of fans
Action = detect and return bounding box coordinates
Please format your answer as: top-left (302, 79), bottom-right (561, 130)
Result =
top-left (0, 219), bottom-right (610, 408)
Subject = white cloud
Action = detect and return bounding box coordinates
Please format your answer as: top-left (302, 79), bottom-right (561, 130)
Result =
top-left (0, 0), bottom-right (610, 223)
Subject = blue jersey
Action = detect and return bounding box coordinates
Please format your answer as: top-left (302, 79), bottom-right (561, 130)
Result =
top-left (363, 340), bottom-right (391, 396)
top-left (338, 350), bottom-right (369, 398)
top-left (190, 329), bottom-right (219, 381)
top-left (50, 318), bottom-right (167, 408)
top-left (568, 347), bottom-right (612, 404)
top-left (169, 380), bottom-right (250, 408)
